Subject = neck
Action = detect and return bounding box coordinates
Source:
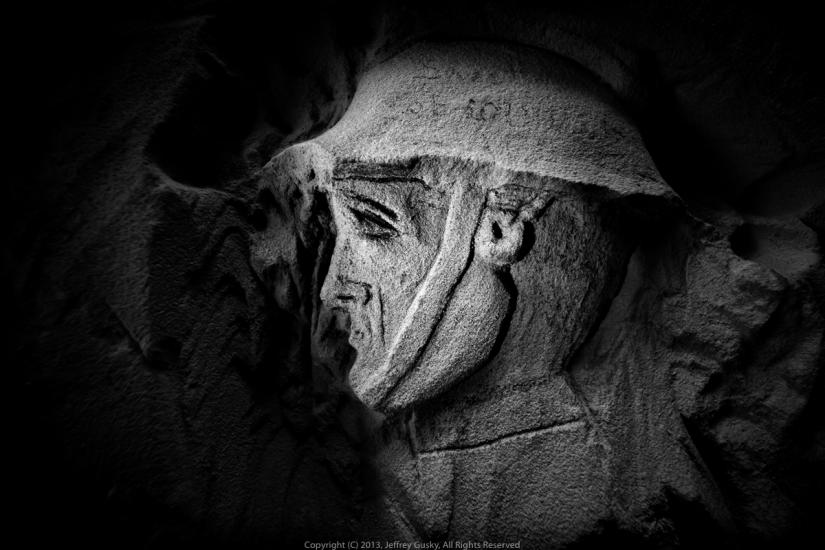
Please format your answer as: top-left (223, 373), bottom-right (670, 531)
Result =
top-left (394, 289), bottom-right (590, 454)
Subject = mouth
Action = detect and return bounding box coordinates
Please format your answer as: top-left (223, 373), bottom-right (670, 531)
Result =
top-left (338, 307), bottom-right (370, 350)
top-left (349, 326), bottom-right (367, 345)
top-left (329, 283), bottom-right (382, 354)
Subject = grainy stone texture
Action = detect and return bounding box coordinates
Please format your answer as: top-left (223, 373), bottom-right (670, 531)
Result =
top-left (7, 1), bottom-right (824, 548)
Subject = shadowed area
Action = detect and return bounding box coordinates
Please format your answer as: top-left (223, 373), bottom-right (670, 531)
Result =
top-left (5, 1), bottom-right (823, 548)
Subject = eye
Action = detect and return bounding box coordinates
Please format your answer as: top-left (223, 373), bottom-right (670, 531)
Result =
top-left (348, 205), bottom-right (400, 240)
top-left (338, 192), bottom-right (402, 240)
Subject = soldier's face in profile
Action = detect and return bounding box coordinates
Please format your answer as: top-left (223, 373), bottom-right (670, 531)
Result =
top-left (320, 173), bottom-right (448, 390)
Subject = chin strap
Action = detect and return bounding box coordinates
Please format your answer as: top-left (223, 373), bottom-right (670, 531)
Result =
top-left (356, 178), bottom-right (487, 409)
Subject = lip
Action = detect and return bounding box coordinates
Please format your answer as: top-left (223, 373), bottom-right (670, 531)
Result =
top-left (327, 283), bottom-right (379, 352)
top-left (346, 312), bottom-right (369, 348)
top-left (350, 327), bottom-right (366, 343)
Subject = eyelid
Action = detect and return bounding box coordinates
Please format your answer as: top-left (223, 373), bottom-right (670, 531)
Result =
top-left (349, 206), bottom-right (399, 236)
top-left (339, 191), bottom-right (400, 221)
top-left (338, 197), bottom-right (400, 238)
top-left (348, 202), bottom-right (396, 225)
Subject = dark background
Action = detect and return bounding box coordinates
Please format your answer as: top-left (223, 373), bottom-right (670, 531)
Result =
top-left (5, 1), bottom-right (824, 548)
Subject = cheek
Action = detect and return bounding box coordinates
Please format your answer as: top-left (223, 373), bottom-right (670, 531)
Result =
top-left (359, 237), bottom-right (438, 332)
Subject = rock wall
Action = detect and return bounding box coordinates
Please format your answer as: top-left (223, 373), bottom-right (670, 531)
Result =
top-left (7, 1), bottom-right (823, 548)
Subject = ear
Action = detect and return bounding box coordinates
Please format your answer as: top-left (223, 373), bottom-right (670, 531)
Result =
top-left (474, 208), bottom-right (526, 266)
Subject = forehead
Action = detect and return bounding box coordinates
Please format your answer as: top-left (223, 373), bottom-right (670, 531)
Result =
top-left (326, 161), bottom-right (448, 209)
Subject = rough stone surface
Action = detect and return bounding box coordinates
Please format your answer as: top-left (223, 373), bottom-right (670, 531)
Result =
top-left (7, 1), bottom-right (824, 548)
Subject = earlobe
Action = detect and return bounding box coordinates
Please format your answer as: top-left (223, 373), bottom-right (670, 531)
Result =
top-left (475, 209), bottom-right (526, 266)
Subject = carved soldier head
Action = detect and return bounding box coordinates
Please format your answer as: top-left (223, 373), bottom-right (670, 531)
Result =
top-left (259, 40), bottom-right (675, 414)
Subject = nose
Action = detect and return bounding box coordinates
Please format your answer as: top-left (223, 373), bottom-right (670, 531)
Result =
top-left (320, 273), bottom-right (349, 310)
top-left (321, 237), bottom-right (354, 308)
top-left (320, 238), bottom-right (370, 309)
top-left (320, 245), bottom-right (344, 308)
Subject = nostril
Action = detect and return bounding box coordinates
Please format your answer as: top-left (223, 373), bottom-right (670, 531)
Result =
top-left (491, 221), bottom-right (502, 240)
top-left (320, 276), bottom-right (352, 306)
top-left (321, 275), bottom-right (371, 307)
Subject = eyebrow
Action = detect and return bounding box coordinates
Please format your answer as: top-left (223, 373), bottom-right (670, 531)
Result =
top-left (333, 160), bottom-right (430, 189)
top-left (340, 191), bottom-right (399, 221)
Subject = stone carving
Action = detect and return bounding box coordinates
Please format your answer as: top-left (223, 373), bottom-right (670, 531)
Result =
top-left (253, 37), bottom-right (823, 546)
top-left (13, 2), bottom-right (823, 547)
